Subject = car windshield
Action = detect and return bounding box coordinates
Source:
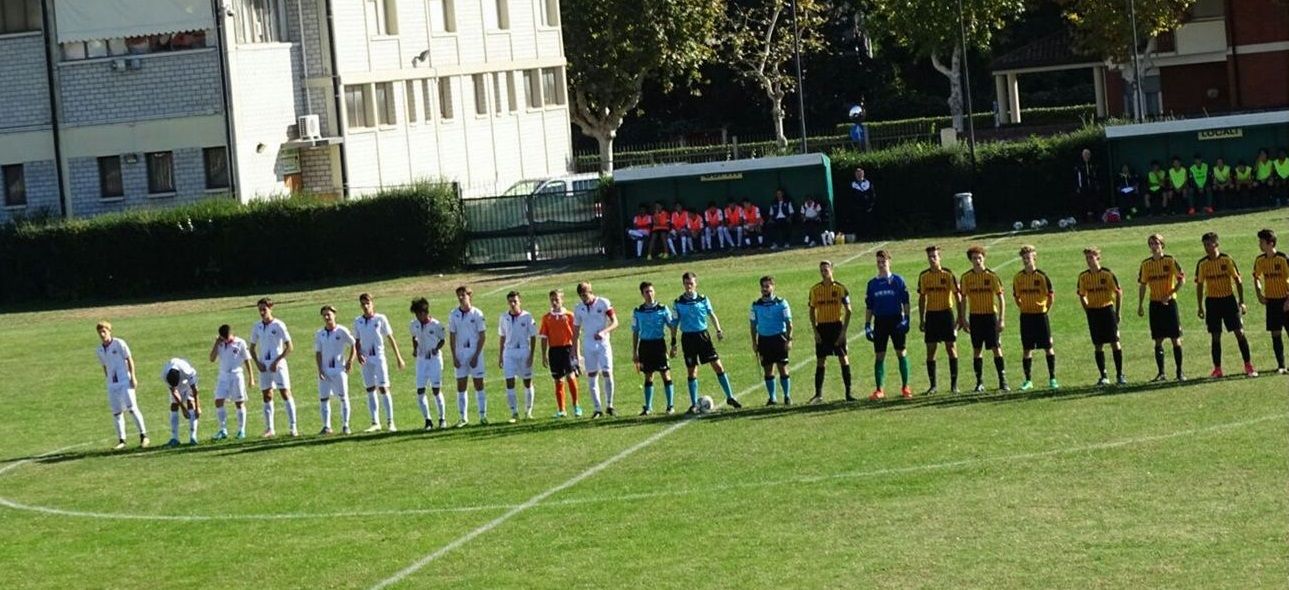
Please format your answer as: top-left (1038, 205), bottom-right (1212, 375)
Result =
top-left (501, 179), bottom-right (544, 196)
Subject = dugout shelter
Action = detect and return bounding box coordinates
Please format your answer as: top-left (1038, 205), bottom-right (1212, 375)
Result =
top-left (1105, 110), bottom-right (1289, 176)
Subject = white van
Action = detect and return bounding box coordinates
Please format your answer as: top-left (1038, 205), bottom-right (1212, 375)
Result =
top-left (501, 173), bottom-right (603, 197)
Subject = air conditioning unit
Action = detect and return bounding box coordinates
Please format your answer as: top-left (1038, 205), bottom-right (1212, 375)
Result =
top-left (298, 114), bottom-right (321, 140)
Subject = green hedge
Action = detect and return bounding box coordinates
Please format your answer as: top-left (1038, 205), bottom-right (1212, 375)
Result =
top-left (835, 104), bottom-right (1098, 136)
top-left (0, 183), bottom-right (466, 304)
top-left (830, 125), bottom-right (1107, 236)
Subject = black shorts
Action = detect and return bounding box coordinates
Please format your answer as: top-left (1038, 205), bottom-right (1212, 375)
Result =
top-left (681, 331), bottom-right (720, 368)
top-left (548, 346), bottom-right (575, 379)
top-left (872, 315), bottom-right (906, 353)
top-left (637, 339), bottom-right (669, 373)
top-left (969, 314), bottom-right (1000, 350)
top-left (1085, 306), bottom-right (1120, 345)
top-left (814, 322), bottom-right (848, 358)
top-left (756, 333), bottom-right (790, 367)
top-left (923, 310), bottom-right (957, 343)
top-left (1268, 298), bottom-right (1288, 332)
top-left (1204, 296), bottom-right (1243, 333)
top-left (1019, 313), bottom-right (1052, 350)
top-left (1148, 300), bottom-right (1182, 340)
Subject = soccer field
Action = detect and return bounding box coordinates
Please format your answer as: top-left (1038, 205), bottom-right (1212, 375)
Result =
top-left (1, 210), bottom-right (1286, 589)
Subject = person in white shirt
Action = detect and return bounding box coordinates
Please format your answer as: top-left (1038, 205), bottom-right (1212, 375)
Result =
top-left (801, 197), bottom-right (826, 247)
top-left (209, 324), bottom-right (257, 440)
top-left (161, 358), bottom-right (200, 447)
top-left (409, 297), bottom-right (448, 430)
top-left (314, 305), bottom-right (356, 435)
top-left (249, 297), bottom-right (297, 438)
top-left (354, 293), bottom-right (407, 433)
top-left (448, 286), bottom-right (488, 426)
top-left (497, 290), bottom-right (538, 422)
top-left (95, 321), bottom-right (149, 450)
top-left (573, 282), bottom-right (620, 418)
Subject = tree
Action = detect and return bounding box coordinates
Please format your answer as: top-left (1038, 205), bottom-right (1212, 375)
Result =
top-left (723, 0), bottom-right (828, 148)
top-left (563, 0), bottom-right (726, 172)
top-left (866, 0), bottom-right (1025, 132)
top-left (1060, 0), bottom-right (1194, 62)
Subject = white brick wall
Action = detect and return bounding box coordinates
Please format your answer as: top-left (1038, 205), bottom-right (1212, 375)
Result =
top-left (57, 50), bottom-right (224, 127)
top-left (0, 33), bottom-right (52, 131)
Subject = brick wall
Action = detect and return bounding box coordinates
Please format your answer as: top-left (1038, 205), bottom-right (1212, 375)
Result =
top-left (1160, 61), bottom-right (1229, 114)
top-left (1234, 51), bottom-right (1289, 109)
top-left (1231, 0), bottom-right (1289, 46)
top-left (57, 49), bottom-right (223, 127)
top-left (68, 147), bottom-right (218, 217)
top-left (0, 160), bottom-right (60, 223)
top-left (0, 33), bottom-right (52, 130)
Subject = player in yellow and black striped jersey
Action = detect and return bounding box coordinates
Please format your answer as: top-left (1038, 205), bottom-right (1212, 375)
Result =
top-left (917, 246), bottom-right (961, 393)
top-left (1253, 229), bottom-right (1288, 373)
top-left (1011, 246), bottom-right (1057, 390)
top-left (1076, 247), bottom-right (1125, 386)
top-left (1195, 232), bottom-right (1256, 377)
top-left (807, 261), bottom-right (854, 402)
top-left (1136, 234), bottom-right (1186, 381)
top-left (959, 245), bottom-right (1009, 392)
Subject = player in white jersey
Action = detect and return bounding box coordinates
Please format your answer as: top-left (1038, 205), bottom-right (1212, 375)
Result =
top-left (497, 290), bottom-right (538, 422)
top-left (573, 281), bottom-right (620, 418)
top-left (315, 305), bottom-right (356, 435)
top-left (409, 297), bottom-right (448, 430)
top-left (161, 358), bottom-right (201, 446)
top-left (448, 285), bottom-right (488, 426)
top-left (249, 297), bottom-right (297, 438)
top-left (209, 324), bottom-right (257, 440)
top-left (95, 321), bottom-right (149, 450)
top-left (354, 293), bottom-right (407, 433)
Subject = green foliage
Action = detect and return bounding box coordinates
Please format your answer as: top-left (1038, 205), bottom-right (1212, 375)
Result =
top-left (0, 183), bottom-right (465, 304)
top-left (836, 104), bottom-right (1099, 135)
top-left (1061, 0), bottom-right (1194, 61)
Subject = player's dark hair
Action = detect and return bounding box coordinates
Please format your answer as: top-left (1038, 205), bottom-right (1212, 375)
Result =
top-left (166, 369), bottom-right (181, 388)
top-left (1171, 155), bottom-right (1181, 162)
top-left (760, 275), bottom-right (774, 286)
top-left (1150, 160), bottom-right (1160, 166)
top-left (455, 285), bottom-right (471, 296)
top-left (875, 250), bottom-right (891, 259)
top-left (966, 245), bottom-right (986, 259)
top-left (1258, 229), bottom-right (1277, 246)
top-left (507, 290), bottom-right (521, 300)
top-left (682, 271), bottom-right (696, 281)
top-left (257, 297), bottom-right (274, 307)
top-left (1193, 153), bottom-right (1202, 159)
top-left (1018, 245), bottom-right (1035, 257)
top-left (358, 293), bottom-right (372, 303)
top-left (320, 305), bottom-right (337, 315)
top-left (549, 289), bottom-right (562, 298)
top-left (218, 324), bottom-right (231, 338)
top-left (409, 297), bottom-right (429, 314)
top-left (1083, 247), bottom-right (1101, 256)
top-left (925, 245), bottom-right (941, 254)
top-left (1201, 232), bottom-right (1219, 244)
top-left (576, 282), bottom-right (591, 296)
top-left (639, 281), bottom-right (653, 293)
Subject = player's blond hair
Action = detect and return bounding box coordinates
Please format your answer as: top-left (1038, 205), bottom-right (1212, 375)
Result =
top-left (1083, 247), bottom-right (1101, 256)
top-left (1018, 245), bottom-right (1036, 257)
top-left (96, 321), bottom-right (112, 332)
top-left (1147, 233), bottom-right (1165, 247)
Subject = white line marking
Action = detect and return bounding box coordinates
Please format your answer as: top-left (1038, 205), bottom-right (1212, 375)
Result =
top-left (481, 265), bottom-right (571, 297)
top-left (838, 241), bottom-right (889, 267)
top-left (987, 231), bottom-right (1019, 247)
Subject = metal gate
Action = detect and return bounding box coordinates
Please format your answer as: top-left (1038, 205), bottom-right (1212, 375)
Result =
top-left (462, 188), bottom-right (605, 266)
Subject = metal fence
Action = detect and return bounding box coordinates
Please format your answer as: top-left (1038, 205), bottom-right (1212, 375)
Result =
top-left (461, 188), bottom-right (605, 266)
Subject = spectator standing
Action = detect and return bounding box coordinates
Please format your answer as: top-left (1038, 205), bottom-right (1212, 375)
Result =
top-left (767, 189), bottom-right (796, 249)
top-left (1074, 148), bottom-right (1102, 221)
top-left (849, 167), bottom-right (877, 239)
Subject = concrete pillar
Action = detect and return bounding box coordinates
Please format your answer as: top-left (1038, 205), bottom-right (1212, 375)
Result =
top-left (1093, 66), bottom-right (1107, 118)
top-left (1006, 73), bottom-right (1021, 124)
top-left (994, 75), bottom-right (1009, 123)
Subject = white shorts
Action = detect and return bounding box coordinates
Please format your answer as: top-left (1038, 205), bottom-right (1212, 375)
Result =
top-left (360, 355), bottom-right (390, 388)
top-left (259, 362), bottom-right (291, 391)
top-left (453, 349), bottom-right (486, 380)
top-left (502, 348), bottom-right (534, 380)
top-left (318, 369), bottom-right (349, 399)
top-left (174, 384), bottom-right (195, 404)
top-left (582, 341), bottom-right (613, 373)
top-left (415, 355), bottom-right (444, 389)
top-left (215, 372), bottom-right (248, 402)
top-left (106, 383), bottom-right (138, 414)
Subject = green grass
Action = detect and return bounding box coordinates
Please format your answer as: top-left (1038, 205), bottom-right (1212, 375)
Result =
top-left (0, 210), bottom-right (1286, 589)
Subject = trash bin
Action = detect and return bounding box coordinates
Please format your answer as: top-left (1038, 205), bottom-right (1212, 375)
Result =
top-left (954, 192), bottom-right (976, 232)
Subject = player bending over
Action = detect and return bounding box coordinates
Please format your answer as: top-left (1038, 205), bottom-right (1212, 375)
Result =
top-left (162, 358), bottom-right (201, 446)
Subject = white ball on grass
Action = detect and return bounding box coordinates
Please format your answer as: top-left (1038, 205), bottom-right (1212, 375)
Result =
top-left (698, 395), bottom-right (715, 414)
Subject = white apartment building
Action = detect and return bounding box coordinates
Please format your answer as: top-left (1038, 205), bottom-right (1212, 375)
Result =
top-left (0, 0), bottom-right (573, 222)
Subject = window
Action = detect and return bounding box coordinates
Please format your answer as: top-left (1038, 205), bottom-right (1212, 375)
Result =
top-left (375, 82), bottom-right (396, 125)
top-left (539, 0), bottom-right (558, 27)
top-left (367, 0), bottom-right (399, 35)
top-left (97, 156), bottom-right (123, 198)
top-left (2, 164), bottom-right (25, 207)
top-left (236, 0), bottom-right (285, 44)
top-left (61, 31), bottom-right (208, 61)
top-left (473, 74), bottom-right (488, 116)
top-left (428, 0), bottom-right (455, 33)
top-left (405, 81), bottom-right (419, 123)
top-left (484, 0), bottom-right (508, 30)
top-left (0, 0), bottom-right (40, 34)
top-left (542, 67), bottom-right (565, 106)
top-left (203, 147), bottom-right (230, 190)
top-left (438, 78), bottom-right (454, 120)
top-left (146, 152), bottom-right (175, 195)
top-left (345, 84), bottom-right (371, 128)
top-left (524, 69), bottom-right (542, 108)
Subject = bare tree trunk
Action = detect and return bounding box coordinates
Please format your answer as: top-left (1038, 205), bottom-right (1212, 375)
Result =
top-left (569, 82), bottom-right (643, 175)
top-left (595, 132), bottom-right (614, 174)
top-left (931, 46), bottom-right (964, 132)
top-left (770, 88), bottom-right (787, 148)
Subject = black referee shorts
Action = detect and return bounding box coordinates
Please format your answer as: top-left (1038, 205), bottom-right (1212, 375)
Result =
top-left (637, 339), bottom-right (669, 373)
top-left (968, 314), bottom-right (1000, 350)
top-left (756, 333), bottom-right (790, 367)
top-left (923, 310), bottom-right (957, 344)
top-left (681, 331), bottom-right (720, 368)
top-left (1148, 300), bottom-right (1182, 340)
top-left (1267, 298), bottom-right (1288, 332)
top-left (814, 322), bottom-right (848, 358)
top-left (548, 345), bottom-right (575, 379)
top-left (1204, 296), bottom-right (1243, 334)
top-left (872, 315), bottom-right (906, 353)
top-left (1019, 313), bottom-right (1052, 350)
top-left (1084, 306), bottom-right (1120, 345)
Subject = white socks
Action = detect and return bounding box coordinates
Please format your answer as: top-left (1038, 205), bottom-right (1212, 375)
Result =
top-left (525, 385), bottom-right (535, 413)
top-left (588, 377), bottom-right (602, 411)
top-left (603, 375), bottom-right (615, 408)
top-left (217, 406), bottom-right (228, 430)
top-left (170, 411), bottom-right (180, 440)
top-left (367, 391), bottom-right (379, 424)
top-left (284, 398), bottom-right (297, 431)
top-left (417, 392), bottom-right (431, 419)
top-left (189, 416), bottom-right (199, 440)
top-left (320, 398), bottom-right (331, 429)
top-left (264, 400), bottom-right (275, 432)
top-left (235, 406), bottom-right (246, 434)
top-left (434, 393), bottom-right (446, 422)
top-left (457, 391), bottom-right (468, 421)
top-left (381, 392), bottom-right (394, 425)
top-left (339, 395), bottom-right (351, 429)
top-left (506, 388), bottom-right (518, 413)
top-left (113, 414), bottom-right (126, 440)
top-left (475, 390), bottom-right (487, 418)
top-left (128, 408), bottom-right (146, 434)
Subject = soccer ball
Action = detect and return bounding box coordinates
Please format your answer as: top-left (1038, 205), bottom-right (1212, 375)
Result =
top-left (697, 395), bottom-right (715, 414)
top-left (1030, 219), bottom-right (1042, 229)
top-left (1058, 218), bottom-right (1070, 229)
top-left (1013, 221), bottom-right (1024, 231)
top-left (1039, 218), bottom-right (1049, 228)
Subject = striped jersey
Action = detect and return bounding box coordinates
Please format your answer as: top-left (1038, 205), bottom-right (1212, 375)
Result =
top-left (1253, 252), bottom-right (1289, 300)
top-left (917, 268), bottom-right (959, 312)
top-left (1195, 254), bottom-right (1240, 298)
top-left (1077, 268), bottom-right (1120, 309)
top-left (808, 281), bottom-right (850, 324)
top-left (1138, 255), bottom-right (1184, 302)
top-left (1011, 269), bottom-right (1054, 314)
top-left (960, 269), bottom-right (1003, 315)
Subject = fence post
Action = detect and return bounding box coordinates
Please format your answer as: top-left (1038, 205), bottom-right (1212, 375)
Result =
top-left (525, 193), bottom-right (539, 262)
top-left (733, 135), bottom-right (740, 160)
